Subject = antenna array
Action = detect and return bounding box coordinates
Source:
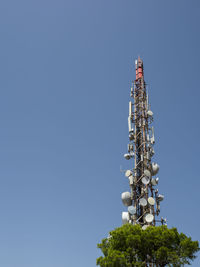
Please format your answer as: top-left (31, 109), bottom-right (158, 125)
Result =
top-left (121, 57), bottom-right (166, 229)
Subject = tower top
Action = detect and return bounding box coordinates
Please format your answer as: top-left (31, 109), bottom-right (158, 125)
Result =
top-left (135, 56), bottom-right (144, 80)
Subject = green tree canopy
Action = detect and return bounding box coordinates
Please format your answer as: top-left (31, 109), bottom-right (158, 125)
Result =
top-left (97, 224), bottom-right (199, 267)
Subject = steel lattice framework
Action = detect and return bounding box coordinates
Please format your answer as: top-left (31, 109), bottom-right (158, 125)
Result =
top-left (121, 57), bottom-right (166, 229)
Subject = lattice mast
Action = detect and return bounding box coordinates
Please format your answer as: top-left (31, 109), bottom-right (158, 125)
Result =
top-left (121, 57), bottom-right (166, 229)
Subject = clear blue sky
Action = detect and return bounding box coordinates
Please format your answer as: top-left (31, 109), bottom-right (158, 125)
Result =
top-left (0, 0), bottom-right (199, 266)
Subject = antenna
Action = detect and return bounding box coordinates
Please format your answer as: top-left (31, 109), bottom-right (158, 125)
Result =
top-left (121, 57), bottom-right (166, 227)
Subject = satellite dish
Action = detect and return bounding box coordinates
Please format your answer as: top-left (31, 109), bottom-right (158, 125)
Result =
top-left (151, 162), bottom-right (159, 175)
top-left (124, 152), bottom-right (134, 160)
top-left (151, 177), bottom-right (159, 186)
top-left (139, 198), bottom-right (147, 207)
top-left (124, 153), bottom-right (131, 160)
top-left (128, 206), bottom-right (136, 215)
top-left (142, 225), bottom-right (149, 230)
top-left (121, 192), bottom-right (132, 206)
top-left (147, 110), bottom-right (153, 117)
top-left (144, 169), bottom-right (151, 178)
top-left (142, 176), bottom-right (150, 185)
top-left (148, 197), bottom-right (155, 206)
top-left (125, 170), bottom-right (132, 177)
top-left (145, 213), bottom-right (154, 223)
top-left (122, 212), bottom-right (129, 224)
top-left (157, 194), bottom-right (164, 202)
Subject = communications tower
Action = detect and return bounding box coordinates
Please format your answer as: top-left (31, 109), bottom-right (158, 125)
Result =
top-left (121, 57), bottom-right (166, 229)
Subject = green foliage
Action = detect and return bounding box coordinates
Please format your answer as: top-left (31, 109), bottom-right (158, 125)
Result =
top-left (97, 224), bottom-right (199, 267)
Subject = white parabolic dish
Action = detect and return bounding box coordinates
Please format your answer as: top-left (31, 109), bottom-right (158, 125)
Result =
top-left (145, 213), bottom-right (154, 223)
top-left (139, 198), bottom-right (147, 207)
top-left (122, 212), bottom-right (129, 224)
top-left (142, 176), bottom-right (150, 185)
top-left (152, 162), bottom-right (159, 175)
top-left (125, 170), bottom-right (132, 177)
top-left (148, 197), bottom-right (155, 206)
top-left (128, 206), bottom-right (136, 215)
top-left (151, 178), bottom-right (157, 186)
top-left (121, 192), bottom-right (132, 206)
top-left (144, 169), bottom-right (151, 178)
top-left (147, 110), bottom-right (153, 117)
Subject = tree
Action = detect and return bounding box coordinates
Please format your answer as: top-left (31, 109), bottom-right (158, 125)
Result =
top-left (97, 224), bottom-right (199, 267)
